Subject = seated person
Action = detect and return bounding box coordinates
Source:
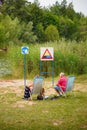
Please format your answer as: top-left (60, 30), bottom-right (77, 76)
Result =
top-left (54, 72), bottom-right (67, 96)
top-left (23, 76), bottom-right (45, 100)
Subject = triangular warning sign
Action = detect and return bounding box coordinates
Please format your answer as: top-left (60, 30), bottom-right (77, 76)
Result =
top-left (42, 49), bottom-right (53, 60)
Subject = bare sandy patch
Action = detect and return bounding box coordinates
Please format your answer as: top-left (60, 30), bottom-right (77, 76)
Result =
top-left (0, 79), bottom-right (32, 88)
top-left (0, 79), bottom-right (87, 97)
top-left (0, 79), bottom-right (87, 108)
top-left (74, 83), bottom-right (87, 92)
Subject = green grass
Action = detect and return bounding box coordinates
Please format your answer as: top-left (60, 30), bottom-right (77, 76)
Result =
top-left (75, 74), bottom-right (87, 83)
top-left (0, 85), bottom-right (87, 130)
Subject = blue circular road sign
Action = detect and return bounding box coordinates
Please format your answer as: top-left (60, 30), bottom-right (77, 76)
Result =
top-left (21, 46), bottom-right (29, 54)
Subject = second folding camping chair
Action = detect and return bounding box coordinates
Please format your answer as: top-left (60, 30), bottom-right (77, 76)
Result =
top-left (63, 76), bottom-right (75, 97)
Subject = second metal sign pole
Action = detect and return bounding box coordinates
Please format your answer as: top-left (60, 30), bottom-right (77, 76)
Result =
top-left (24, 54), bottom-right (26, 87)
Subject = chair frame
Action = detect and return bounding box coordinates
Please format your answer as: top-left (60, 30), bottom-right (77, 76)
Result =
top-left (30, 76), bottom-right (44, 100)
top-left (63, 76), bottom-right (75, 97)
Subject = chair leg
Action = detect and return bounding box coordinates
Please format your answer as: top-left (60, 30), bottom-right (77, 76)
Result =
top-left (63, 92), bottom-right (66, 97)
top-left (72, 90), bottom-right (76, 97)
top-left (29, 92), bottom-right (33, 101)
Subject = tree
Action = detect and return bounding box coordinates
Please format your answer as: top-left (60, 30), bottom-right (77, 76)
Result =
top-left (1, 15), bottom-right (20, 45)
top-left (42, 10), bottom-right (59, 29)
top-left (1, 0), bottom-right (29, 21)
top-left (0, 24), bottom-right (6, 46)
top-left (66, 2), bottom-right (76, 20)
top-left (19, 22), bottom-right (37, 43)
top-left (57, 16), bottom-right (78, 40)
top-left (35, 23), bottom-right (45, 42)
top-left (50, 1), bottom-right (61, 16)
top-left (77, 17), bottom-right (87, 41)
top-left (60, 0), bottom-right (67, 16)
top-left (45, 24), bottom-right (59, 42)
top-left (26, 2), bottom-right (44, 28)
top-left (1, 0), bottom-right (87, 42)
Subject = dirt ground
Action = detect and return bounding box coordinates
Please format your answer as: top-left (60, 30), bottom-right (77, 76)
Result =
top-left (0, 79), bottom-right (87, 107)
top-left (0, 79), bottom-right (55, 96)
top-left (0, 79), bottom-right (87, 95)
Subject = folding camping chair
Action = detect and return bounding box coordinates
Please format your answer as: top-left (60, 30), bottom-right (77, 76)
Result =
top-left (63, 76), bottom-right (75, 97)
top-left (30, 76), bottom-right (44, 100)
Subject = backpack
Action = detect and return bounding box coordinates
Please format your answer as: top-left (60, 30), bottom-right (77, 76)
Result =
top-left (37, 95), bottom-right (43, 100)
top-left (24, 86), bottom-right (31, 99)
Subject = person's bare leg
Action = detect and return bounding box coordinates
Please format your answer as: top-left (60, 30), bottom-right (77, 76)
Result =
top-left (40, 88), bottom-right (45, 97)
top-left (55, 89), bottom-right (61, 95)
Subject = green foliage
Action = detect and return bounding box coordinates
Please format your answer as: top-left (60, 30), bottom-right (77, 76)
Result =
top-left (35, 23), bottom-right (45, 42)
top-left (19, 22), bottom-right (37, 43)
top-left (60, 0), bottom-right (67, 16)
top-left (0, 14), bottom-right (37, 46)
top-left (1, 0), bottom-right (29, 21)
top-left (54, 51), bottom-right (80, 75)
top-left (42, 10), bottom-right (58, 29)
top-left (1, 0), bottom-right (87, 42)
top-left (0, 1), bottom-right (87, 78)
top-left (78, 17), bottom-right (87, 41)
top-left (26, 1), bottom-right (44, 27)
top-left (0, 24), bottom-right (6, 44)
top-left (50, 1), bottom-right (61, 16)
top-left (45, 25), bottom-right (59, 42)
top-left (1, 15), bottom-right (20, 45)
top-left (27, 44), bottom-right (40, 76)
top-left (6, 45), bottom-right (24, 78)
top-left (58, 16), bottom-right (78, 39)
top-left (5, 40), bottom-right (87, 78)
top-left (66, 2), bottom-right (76, 20)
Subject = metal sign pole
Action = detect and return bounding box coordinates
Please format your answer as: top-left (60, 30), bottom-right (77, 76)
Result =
top-left (21, 46), bottom-right (29, 88)
top-left (52, 61), bottom-right (54, 87)
top-left (24, 54), bottom-right (26, 87)
top-left (40, 60), bottom-right (42, 76)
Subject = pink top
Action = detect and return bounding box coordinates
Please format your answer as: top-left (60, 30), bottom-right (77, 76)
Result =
top-left (56, 76), bottom-right (67, 91)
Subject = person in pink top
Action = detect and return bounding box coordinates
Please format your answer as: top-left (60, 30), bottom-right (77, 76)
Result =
top-left (54, 72), bottom-right (67, 96)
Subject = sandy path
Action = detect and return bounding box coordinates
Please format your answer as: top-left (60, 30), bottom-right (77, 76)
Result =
top-left (0, 79), bottom-right (87, 93)
top-left (0, 79), bottom-right (32, 87)
top-left (0, 79), bottom-right (56, 95)
top-left (0, 79), bottom-right (87, 107)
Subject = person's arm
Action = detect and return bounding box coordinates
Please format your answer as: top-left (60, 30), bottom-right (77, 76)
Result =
top-left (28, 84), bottom-right (33, 92)
top-left (29, 84), bottom-right (33, 88)
top-left (56, 82), bottom-right (59, 86)
top-left (56, 78), bottom-right (62, 87)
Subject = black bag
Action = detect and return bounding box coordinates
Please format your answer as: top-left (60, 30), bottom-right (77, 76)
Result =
top-left (24, 86), bottom-right (31, 99)
top-left (37, 95), bottom-right (43, 100)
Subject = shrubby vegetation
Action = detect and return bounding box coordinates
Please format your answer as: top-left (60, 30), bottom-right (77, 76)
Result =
top-left (7, 40), bottom-right (87, 78)
top-left (0, 0), bottom-right (87, 78)
top-left (0, 0), bottom-right (87, 48)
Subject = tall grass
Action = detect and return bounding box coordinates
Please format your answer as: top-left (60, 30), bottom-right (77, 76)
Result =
top-left (7, 40), bottom-right (87, 78)
top-left (7, 45), bottom-right (23, 78)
